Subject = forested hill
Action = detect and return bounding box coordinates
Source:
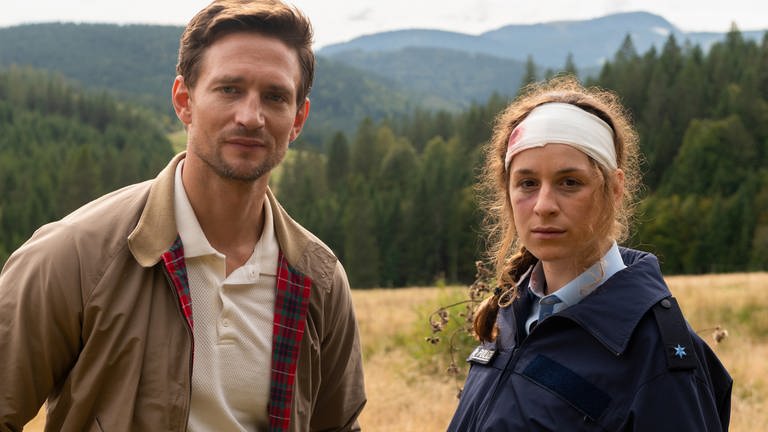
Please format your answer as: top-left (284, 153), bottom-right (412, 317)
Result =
top-left (1, 24), bottom-right (767, 285)
top-left (0, 23), bottom-right (181, 116)
top-left (275, 30), bottom-right (768, 286)
top-left (0, 23), bottom-right (451, 143)
top-left (0, 67), bottom-right (174, 262)
top-left (4, 15), bottom-right (765, 143)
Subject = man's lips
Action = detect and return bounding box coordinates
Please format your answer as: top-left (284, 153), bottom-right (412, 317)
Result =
top-left (225, 137), bottom-right (265, 147)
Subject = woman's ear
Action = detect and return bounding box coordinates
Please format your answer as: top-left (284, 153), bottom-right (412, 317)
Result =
top-left (612, 169), bottom-right (625, 204)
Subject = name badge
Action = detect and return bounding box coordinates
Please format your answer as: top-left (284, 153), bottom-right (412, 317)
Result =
top-left (468, 345), bottom-right (497, 364)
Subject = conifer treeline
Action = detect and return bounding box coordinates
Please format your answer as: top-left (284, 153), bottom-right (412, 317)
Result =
top-left (277, 28), bottom-right (768, 287)
top-left (595, 29), bottom-right (768, 273)
top-left (1, 30), bottom-right (766, 285)
top-left (0, 66), bottom-right (174, 263)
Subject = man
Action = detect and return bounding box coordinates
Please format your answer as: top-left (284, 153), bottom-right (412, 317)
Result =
top-left (0, 1), bottom-right (366, 431)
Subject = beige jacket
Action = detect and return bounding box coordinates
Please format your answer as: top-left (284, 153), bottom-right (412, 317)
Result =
top-left (0, 153), bottom-right (366, 431)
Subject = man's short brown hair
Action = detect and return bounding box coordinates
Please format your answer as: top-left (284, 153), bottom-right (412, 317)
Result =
top-left (176, 0), bottom-right (315, 105)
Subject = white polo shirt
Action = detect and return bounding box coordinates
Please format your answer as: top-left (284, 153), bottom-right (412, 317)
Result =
top-left (174, 160), bottom-right (278, 431)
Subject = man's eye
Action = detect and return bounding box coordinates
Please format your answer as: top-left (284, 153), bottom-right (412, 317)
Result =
top-left (219, 86), bottom-right (239, 94)
top-left (267, 94), bottom-right (288, 103)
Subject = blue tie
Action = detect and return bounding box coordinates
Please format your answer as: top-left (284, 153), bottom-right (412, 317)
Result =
top-left (538, 295), bottom-right (563, 321)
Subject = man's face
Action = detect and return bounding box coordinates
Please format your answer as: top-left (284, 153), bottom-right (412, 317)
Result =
top-left (173, 31), bottom-right (309, 182)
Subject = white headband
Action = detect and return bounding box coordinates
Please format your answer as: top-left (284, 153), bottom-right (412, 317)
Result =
top-left (504, 102), bottom-right (617, 171)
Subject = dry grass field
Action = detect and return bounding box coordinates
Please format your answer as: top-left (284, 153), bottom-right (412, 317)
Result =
top-left (353, 273), bottom-right (768, 432)
top-left (24, 273), bottom-right (767, 431)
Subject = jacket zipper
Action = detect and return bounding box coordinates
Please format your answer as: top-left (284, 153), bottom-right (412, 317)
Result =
top-left (475, 311), bottom-right (546, 431)
top-left (472, 344), bottom-right (522, 431)
top-left (162, 268), bottom-right (194, 432)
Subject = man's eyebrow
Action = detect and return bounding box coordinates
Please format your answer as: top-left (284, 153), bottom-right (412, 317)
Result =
top-left (209, 76), bottom-right (294, 95)
top-left (211, 75), bottom-right (245, 85)
top-left (265, 83), bottom-right (293, 94)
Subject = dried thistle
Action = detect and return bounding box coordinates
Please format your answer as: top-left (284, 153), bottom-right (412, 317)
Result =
top-left (423, 260), bottom-right (498, 399)
top-left (446, 362), bottom-right (460, 376)
top-left (428, 307), bottom-right (451, 333)
top-left (712, 326), bottom-right (729, 344)
top-left (696, 325), bottom-right (730, 345)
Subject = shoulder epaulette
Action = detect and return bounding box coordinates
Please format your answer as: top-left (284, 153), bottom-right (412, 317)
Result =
top-left (651, 296), bottom-right (698, 371)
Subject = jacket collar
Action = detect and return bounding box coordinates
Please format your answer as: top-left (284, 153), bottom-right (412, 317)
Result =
top-left (556, 248), bottom-right (671, 355)
top-left (128, 152), bottom-right (184, 267)
top-left (127, 152), bottom-right (338, 292)
top-left (267, 186), bottom-right (337, 292)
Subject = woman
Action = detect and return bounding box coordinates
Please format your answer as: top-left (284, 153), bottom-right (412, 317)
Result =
top-left (448, 77), bottom-right (732, 431)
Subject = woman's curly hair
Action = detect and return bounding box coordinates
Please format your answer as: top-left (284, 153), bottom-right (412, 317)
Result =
top-left (473, 76), bottom-right (642, 342)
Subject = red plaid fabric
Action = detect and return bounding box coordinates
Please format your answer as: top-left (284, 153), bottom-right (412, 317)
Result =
top-left (161, 238), bottom-right (310, 430)
top-left (268, 252), bottom-right (312, 431)
top-left (161, 236), bottom-right (193, 330)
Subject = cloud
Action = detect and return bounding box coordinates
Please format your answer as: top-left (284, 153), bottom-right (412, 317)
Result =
top-left (347, 8), bottom-right (373, 22)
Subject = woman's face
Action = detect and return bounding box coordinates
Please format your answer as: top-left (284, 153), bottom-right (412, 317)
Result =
top-left (508, 143), bottom-right (620, 271)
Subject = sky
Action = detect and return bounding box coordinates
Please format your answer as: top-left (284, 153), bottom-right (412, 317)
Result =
top-left (2, 0), bottom-right (766, 49)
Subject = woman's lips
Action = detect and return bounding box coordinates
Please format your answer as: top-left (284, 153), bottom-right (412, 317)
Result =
top-left (531, 227), bottom-right (566, 239)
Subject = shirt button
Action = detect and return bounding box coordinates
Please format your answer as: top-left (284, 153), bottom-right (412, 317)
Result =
top-left (222, 319), bottom-right (230, 327)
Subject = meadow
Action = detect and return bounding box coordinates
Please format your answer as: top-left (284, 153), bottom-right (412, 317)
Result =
top-left (24, 273), bottom-right (767, 431)
top-left (354, 272), bottom-right (767, 431)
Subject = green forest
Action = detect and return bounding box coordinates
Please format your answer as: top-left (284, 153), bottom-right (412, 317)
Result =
top-left (0, 67), bottom-right (174, 261)
top-left (1, 29), bottom-right (767, 287)
top-left (276, 29), bottom-right (768, 286)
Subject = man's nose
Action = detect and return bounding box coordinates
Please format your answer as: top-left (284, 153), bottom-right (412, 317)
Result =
top-left (235, 94), bottom-right (266, 130)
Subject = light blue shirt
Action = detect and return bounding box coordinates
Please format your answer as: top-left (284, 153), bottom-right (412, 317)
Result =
top-left (525, 242), bottom-right (626, 334)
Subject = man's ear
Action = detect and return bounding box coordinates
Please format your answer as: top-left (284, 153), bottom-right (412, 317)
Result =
top-left (289, 98), bottom-right (311, 142)
top-left (172, 76), bottom-right (192, 126)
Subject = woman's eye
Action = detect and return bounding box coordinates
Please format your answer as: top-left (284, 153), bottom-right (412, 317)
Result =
top-left (562, 178), bottom-right (582, 187)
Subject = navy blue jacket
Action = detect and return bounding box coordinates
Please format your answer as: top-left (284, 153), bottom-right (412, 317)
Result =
top-left (449, 249), bottom-right (732, 431)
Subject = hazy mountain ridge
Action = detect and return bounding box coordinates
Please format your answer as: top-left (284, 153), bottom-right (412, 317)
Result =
top-left (1, 12), bottom-right (765, 140)
top-left (329, 47), bottom-right (526, 107)
top-left (321, 11), bottom-right (767, 67)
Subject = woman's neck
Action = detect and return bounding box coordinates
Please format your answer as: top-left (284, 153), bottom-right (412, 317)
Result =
top-left (540, 240), bottom-right (613, 294)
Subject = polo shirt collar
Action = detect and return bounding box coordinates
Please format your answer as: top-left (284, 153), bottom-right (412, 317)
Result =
top-left (174, 160), bottom-right (220, 259)
top-left (173, 161), bottom-right (279, 285)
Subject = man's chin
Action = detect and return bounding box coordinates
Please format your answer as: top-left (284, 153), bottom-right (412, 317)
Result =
top-left (204, 158), bottom-right (273, 183)
top-left (218, 166), bottom-right (271, 182)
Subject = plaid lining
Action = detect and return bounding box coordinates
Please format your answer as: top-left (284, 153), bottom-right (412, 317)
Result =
top-left (268, 252), bottom-right (312, 431)
top-left (161, 236), bottom-right (193, 330)
top-left (161, 238), bottom-right (310, 430)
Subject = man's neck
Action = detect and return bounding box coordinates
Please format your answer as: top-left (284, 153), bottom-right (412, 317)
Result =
top-left (182, 159), bottom-right (269, 275)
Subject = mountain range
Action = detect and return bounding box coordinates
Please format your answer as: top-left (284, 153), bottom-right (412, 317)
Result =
top-left (1, 12), bottom-right (765, 143)
top-left (320, 11), bottom-right (766, 68)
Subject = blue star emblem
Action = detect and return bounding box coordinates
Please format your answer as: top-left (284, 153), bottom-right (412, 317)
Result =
top-left (673, 344), bottom-right (687, 359)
